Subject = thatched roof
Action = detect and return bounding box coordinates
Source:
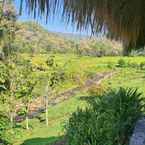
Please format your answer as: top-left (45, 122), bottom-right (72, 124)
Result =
top-left (18, 0), bottom-right (145, 53)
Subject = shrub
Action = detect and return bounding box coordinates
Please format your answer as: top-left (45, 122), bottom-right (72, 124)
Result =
top-left (116, 59), bottom-right (127, 68)
top-left (0, 112), bottom-right (12, 144)
top-left (0, 113), bottom-right (9, 136)
top-left (140, 62), bottom-right (145, 70)
top-left (65, 88), bottom-right (145, 145)
top-left (107, 62), bottom-right (114, 69)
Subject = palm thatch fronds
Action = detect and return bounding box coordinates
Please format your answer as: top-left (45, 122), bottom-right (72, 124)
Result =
top-left (20, 0), bottom-right (145, 55)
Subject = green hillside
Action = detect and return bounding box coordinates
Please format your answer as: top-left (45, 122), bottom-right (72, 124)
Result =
top-left (14, 22), bottom-right (76, 54)
top-left (13, 21), bottom-right (122, 56)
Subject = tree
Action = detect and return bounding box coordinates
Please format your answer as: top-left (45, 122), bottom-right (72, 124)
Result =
top-left (0, 111), bottom-right (10, 144)
top-left (0, 62), bottom-right (8, 93)
top-left (0, 60), bottom-right (21, 128)
top-left (0, 1), bottom-right (17, 59)
top-left (20, 0), bottom-right (145, 55)
top-left (5, 64), bottom-right (19, 128)
top-left (44, 55), bottom-right (63, 126)
top-left (17, 61), bottom-right (37, 130)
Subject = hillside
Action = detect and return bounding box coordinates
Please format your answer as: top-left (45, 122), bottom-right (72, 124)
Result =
top-left (14, 22), bottom-right (76, 54)
top-left (14, 21), bottom-right (122, 56)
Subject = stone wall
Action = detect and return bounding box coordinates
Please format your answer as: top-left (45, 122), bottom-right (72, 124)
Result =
top-left (129, 117), bottom-right (145, 145)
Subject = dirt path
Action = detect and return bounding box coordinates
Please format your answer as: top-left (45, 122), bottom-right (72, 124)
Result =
top-left (15, 71), bottom-right (116, 122)
top-left (48, 71), bottom-right (115, 106)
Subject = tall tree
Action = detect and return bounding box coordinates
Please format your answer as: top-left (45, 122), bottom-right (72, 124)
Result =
top-left (44, 55), bottom-right (63, 126)
top-left (17, 61), bottom-right (36, 130)
top-left (0, 0), bottom-right (17, 59)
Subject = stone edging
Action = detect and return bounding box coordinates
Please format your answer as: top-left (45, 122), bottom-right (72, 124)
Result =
top-left (129, 117), bottom-right (145, 145)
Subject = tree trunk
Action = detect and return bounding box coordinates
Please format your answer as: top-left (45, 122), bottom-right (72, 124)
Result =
top-left (26, 104), bottom-right (29, 130)
top-left (26, 116), bottom-right (29, 130)
top-left (45, 96), bottom-right (48, 126)
top-left (10, 112), bottom-right (13, 128)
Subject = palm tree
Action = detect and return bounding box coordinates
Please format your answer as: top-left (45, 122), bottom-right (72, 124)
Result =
top-left (18, 0), bottom-right (145, 55)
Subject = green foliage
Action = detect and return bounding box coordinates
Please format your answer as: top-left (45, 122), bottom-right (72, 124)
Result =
top-left (17, 62), bottom-right (36, 111)
top-left (13, 22), bottom-right (77, 55)
top-left (46, 55), bottom-right (65, 90)
top-left (107, 62), bottom-right (115, 69)
top-left (12, 21), bottom-right (123, 57)
top-left (46, 55), bottom-right (56, 68)
top-left (0, 112), bottom-right (11, 144)
top-left (0, 2), bottom-right (17, 59)
top-left (15, 61), bottom-right (37, 130)
top-left (140, 62), bottom-right (145, 70)
top-left (18, 77), bottom-right (36, 105)
top-left (116, 59), bottom-right (127, 68)
top-left (0, 62), bottom-right (8, 92)
top-left (116, 59), bottom-right (145, 70)
top-left (66, 88), bottom-right (145, 145)
top-left (0, 112), bottom-right (9, 136)
top-left (79, 39), bottom-right (122, 57)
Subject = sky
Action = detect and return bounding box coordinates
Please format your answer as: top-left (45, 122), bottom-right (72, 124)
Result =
top-left (14, 0), bottom-right (90, 36)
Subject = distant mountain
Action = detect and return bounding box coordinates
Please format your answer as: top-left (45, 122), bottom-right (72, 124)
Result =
top-left (51, 31), bottom-right (89, 41)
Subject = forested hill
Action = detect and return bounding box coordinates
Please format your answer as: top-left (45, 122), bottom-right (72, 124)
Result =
top-left (14, 21), bottom-right (76, 54)
top-left (14, 21), bottom-right (122, 56)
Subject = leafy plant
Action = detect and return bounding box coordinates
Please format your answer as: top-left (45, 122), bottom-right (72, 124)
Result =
top-left (44, 55), bottom-right (65, 126)
top-left (17, 61), bottom-right (37, 130)
top-left (0, 112), bottom-right (11, 144)
top-left (0, 62), bottom-right (9, 93)
top-left (116, 59), bottom-right (127, 68)
top-left (107, 62), bottom-right (114, 69)
top-left (140, 62), bottom-right (145, 70)
top-left (66, 88), bottom-right (145, 145)
top-left (0, 113), bottom-right (9, 136)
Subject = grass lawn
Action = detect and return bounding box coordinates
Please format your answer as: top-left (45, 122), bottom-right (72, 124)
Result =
top-left (103, 68), bottom-right (145, 94)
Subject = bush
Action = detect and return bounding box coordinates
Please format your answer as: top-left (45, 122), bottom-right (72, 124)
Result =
top-left (0, 112), bottom-right (11, 144)
top-left (0, 113), bottom-right (9, 135)
top-left (107, 62), bottom-right (114, 69)
top-left (65, 88), bottom-right (145, 145)
top-left (116, 59), bottom-right (127, 68)
top-left (140, 62), bottom-right (145, 70)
